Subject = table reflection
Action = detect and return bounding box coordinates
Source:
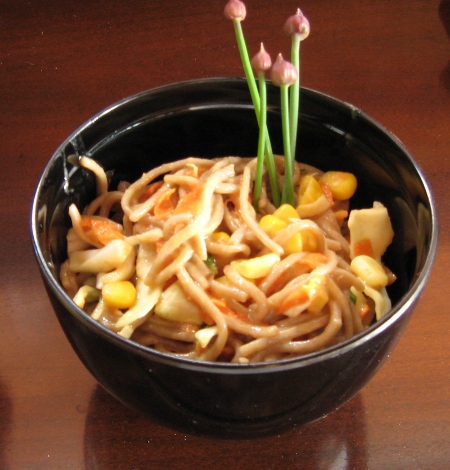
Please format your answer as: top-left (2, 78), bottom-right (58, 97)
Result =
top-left (84, 385), bottom-right (368, 469)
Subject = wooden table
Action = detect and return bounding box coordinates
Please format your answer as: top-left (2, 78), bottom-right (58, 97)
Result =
top-left (2, 0), bottom-right (449, 468)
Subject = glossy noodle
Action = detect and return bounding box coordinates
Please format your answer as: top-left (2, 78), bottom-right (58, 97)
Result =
top-left (60, 155), bottom-right (395, 363)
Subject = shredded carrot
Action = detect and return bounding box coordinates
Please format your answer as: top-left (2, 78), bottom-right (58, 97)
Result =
top-left (360, 302), bottom-right (375, 327)
top-left (210, 296), bottom-right (234, 315)
top-left (269, 255), bottom-right (326, 297)
top-left (153, 187), bottom-right (178, 219)
top-left (277, 287), bottom-right (309, 314)
top-left (153, 184), bottom-right (204, 220)
top-left (359, 303), bottom-right (371, 319)
top-left (209, 296), bottom-right (248, 323)
top-left (174, 183), bottom-right (204, 216)
top-left (138, 181), bottom-right (163, 203)
top-left (334, 209), bottom-right (349, 221)
top-left (297, 252), bottom-right (329, 271)
top-left (79, 217), bottom-right (124, 246)
top-left (353, 238), bottom-right (374, 257)
top-left (319, 182), bottom-right (334, 206)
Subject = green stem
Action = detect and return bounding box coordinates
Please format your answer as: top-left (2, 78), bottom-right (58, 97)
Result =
top-left (289, 35), bottom-right (300, 168)
top-left (280, 85), bottom-right (294, 206)
top-left (233, 20), bottom-right (280, 207)
top-left (234, 21), bottom-right (260, 111)
top-left (253, 73), bottom-right (267, 210)
top-left (263, 124), bottom-right (280, 208)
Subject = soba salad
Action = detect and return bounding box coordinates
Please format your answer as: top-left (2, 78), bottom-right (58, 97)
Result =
top-left (60, 2), bottom-right (396, 363)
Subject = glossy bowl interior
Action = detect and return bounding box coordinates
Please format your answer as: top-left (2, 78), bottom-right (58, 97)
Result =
top-left (31, 78), bottom-right (437, 435)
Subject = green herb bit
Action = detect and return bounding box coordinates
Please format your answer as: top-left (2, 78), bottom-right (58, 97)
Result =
top-left (205, 253), bottom-right (218, 276)
top-left (271, 53), bottom-right (298, 206)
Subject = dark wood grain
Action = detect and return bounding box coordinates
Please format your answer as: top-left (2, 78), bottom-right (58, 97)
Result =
top-left (1, 0), bottom-right (449, 468)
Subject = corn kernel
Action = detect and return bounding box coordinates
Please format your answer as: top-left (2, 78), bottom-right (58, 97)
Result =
top-left (304, 276), bottom-right (329, 313)
top-left (232, 253), bottom-right (280, 279)
top-left (211, 231), bottom-right (230, 243)
top-left (350, 255), bottom-right (388, 289)
top-left (273, 204), bottom-right (300, 223)
top-left (102, 280), bottom-right (137, 310)
top-left (298, 175), bottom-right (323, 206)
top-left (259, 215), bottom-right (288, 238)
top-left (320, 171), bottom-right (357, 200)
top-left (283, 233), bottom-right (303, 255)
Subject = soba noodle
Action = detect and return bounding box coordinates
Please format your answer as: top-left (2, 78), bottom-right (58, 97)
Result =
top-left (60, 155), bottom-right (395, 363)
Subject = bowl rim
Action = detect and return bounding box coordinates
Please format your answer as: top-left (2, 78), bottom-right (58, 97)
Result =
top-left (30, 77), bottom-right (439, 374)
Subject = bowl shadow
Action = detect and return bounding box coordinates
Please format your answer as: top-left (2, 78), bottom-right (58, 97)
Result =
top-left (84, 384), bottom-right (369, 469)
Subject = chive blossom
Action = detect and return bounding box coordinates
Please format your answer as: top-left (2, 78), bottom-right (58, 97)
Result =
top-left (223, 0), bottom-right (247, 21)
top-left (283, 8), bottom-right (310, 40)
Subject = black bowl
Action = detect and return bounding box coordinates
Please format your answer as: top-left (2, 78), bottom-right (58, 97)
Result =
top-left (31, 78), bottom-right (437, 435)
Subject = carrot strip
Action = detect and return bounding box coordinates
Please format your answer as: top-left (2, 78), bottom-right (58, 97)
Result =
top-left (79, 217), bottom-right (124, 246)
top-left (297, 252), bottom-right (329, 271)
top-left (154, 184), bottom-right (204, 220)
top-left (153, 188), bottom-right (177, 219)
top-left (277, 287), bottom-right (309, 314)
top-left (138, 181), bottom-right (163, 203)
top-left (319, 182), bottom-right (334, 206)
top-left (174, 184), bottom-right (204, 216)
top-left (209, 296), bottom-right (248, 323)
top-left (353, 238), bottom-right (374, 257)
top-left (334, 209), bottom-right (349, 221)
top-left (359, 303), bottom-right (371, 319)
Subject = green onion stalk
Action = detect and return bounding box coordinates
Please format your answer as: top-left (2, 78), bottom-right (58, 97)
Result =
top-left (250, 43), bottom-right (272, 210)
top-left (284, 9), bottom-right (310, 166)
top-left (224, 0), bottom-right (280, 207)
top-left (271, 53), bottom-right (298, 207)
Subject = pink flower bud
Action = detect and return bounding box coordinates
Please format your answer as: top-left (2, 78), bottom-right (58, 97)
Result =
top-left (224, 0), bottom-right (247, 22)
top-left (251, 43), bottom-right (272, 75)
top-left (270, 54), bottom-right (298, 87)
top-left (283, 8), bottom-right (310, 41)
